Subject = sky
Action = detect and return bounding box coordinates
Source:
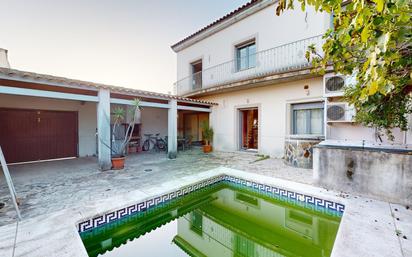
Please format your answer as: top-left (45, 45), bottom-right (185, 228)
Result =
top-left (0, 0), bottom-right (249, 93)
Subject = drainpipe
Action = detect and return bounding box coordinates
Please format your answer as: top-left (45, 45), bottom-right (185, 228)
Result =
top-left (404, 131), bottom-right (407, 145)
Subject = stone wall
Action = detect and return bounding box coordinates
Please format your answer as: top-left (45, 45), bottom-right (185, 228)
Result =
top-left (284, 137), bottom-right (322, 169)
top-left (313, 145), bottom-right (412, 205)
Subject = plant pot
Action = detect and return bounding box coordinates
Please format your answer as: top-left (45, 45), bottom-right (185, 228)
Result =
top-left (111, 156), bottom-right (126, 170)
top-left (128, 146), bottom-right (136, 153)
top-left (203, 145), bottom-right (213, 153)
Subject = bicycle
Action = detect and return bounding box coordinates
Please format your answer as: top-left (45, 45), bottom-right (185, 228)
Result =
top-left (142, 133), bottom-right (167, 152)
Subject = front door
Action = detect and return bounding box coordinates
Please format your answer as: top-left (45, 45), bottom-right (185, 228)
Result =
top-left (239, 108), bottom-right (258, 150)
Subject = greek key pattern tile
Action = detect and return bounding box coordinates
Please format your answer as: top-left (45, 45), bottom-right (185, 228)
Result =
top-left (78, 175), bottom-right (224, 232)
top-left (222, 175), bottom-right (345, 214)
top-left (78, 174), bottom-right (344, 233)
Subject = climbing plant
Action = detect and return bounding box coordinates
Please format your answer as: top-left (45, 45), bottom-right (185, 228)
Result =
top-left (276, 0), bottom-right (412, 139)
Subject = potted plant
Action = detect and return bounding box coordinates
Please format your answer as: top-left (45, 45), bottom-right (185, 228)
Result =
top-left (201, 121), bottom-right (214, 153)
top-left (102, 98), bottom-right (142, 170)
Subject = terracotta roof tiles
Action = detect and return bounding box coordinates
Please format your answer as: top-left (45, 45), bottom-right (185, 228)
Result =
top-left (171, 0), bottom-right (261, 50)
top-left (0, 67), bottom-right (217, 105)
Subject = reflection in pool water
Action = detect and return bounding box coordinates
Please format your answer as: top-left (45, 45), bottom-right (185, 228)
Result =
top-left (80, 183), bottom-right (341, 257)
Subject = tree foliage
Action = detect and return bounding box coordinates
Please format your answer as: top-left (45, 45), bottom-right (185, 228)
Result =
top-left (276, 0), bottom-right (412, 139)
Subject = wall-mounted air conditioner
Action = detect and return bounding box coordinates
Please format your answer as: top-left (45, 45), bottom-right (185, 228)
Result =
top-left (323, 73), bottom-right (357, 97)
top-left (326, 102), bottom-right (356, 122)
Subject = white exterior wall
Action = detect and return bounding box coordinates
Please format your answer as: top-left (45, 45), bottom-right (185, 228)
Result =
top-left (175, 1), bottom-right (411, 150)
top-left (176, 2), bottom-right (330, 80)
top-left (327, 123), bottom-right (412, 145)
top-left (140, 107), bottom-right (168, 139)
top-left (200, 78), bottom-right (324, 157)
top-left (0, 94), bottom-right (97, 157)
top-left (199, 79), bottom-right (411, 156)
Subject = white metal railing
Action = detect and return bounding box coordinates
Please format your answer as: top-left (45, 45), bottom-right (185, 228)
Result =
top-left (174, 35), bottom-right (324, 96)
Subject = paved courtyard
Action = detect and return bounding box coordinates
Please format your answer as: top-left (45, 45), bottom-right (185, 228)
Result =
top-left (0, 148), bottom-right (312, 226)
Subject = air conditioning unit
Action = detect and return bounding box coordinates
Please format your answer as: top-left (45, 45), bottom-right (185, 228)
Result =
top-left (323, 73), bottom-right (357, 97)
top-left (326, 102), bottom-right (356, 122)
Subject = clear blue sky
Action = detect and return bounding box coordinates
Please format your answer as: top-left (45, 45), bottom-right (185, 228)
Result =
top-left (0, 0), bottom-right (249, 93)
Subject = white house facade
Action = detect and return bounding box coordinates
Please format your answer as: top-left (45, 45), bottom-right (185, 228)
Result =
top-left (172, 0), bottom-right (412, 168)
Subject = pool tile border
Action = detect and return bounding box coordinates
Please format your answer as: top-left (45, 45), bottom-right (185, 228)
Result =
top-left (77, 174), bottom-right (345, 233)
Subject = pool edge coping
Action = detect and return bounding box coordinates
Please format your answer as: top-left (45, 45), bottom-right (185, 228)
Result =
top-left (75, 167), bottom-right (345, 234)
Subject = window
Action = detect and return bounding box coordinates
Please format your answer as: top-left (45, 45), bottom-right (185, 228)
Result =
top-left (190, 60), bottom-right (202, 89)
top-left (236, 40), bottom-right (256, 71)
top-left (235, 193), bottom-right (259, 207)
top-left (291, 102), bottom-right (324, 135)
top-left (189, 210), bottom-right (203, 236)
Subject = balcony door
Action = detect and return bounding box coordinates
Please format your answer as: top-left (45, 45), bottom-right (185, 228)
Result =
top-left (191, 60), bottom-right (202, 90)
top-left (239, 108), bottom-right (258, 150)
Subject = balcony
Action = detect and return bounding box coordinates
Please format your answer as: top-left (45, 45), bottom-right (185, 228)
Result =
top-left (174, 35), bottom-right (324, 96)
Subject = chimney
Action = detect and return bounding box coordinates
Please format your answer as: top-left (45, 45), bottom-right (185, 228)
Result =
top-left (0, 48), bottom-right (10, 68)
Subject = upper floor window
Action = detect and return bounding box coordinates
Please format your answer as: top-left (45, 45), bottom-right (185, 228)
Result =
top-left (236, 40), bottom-right (256, 71)
top-left (191, 60), bottom-right (202, 90)
top-left (291, 102), bottom-right (324, 135)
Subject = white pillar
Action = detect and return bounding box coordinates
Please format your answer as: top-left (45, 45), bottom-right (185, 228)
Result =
top-left (97, 88), bottom-right (112, 170)
top-left (168, 99), bottom-right (178, 159)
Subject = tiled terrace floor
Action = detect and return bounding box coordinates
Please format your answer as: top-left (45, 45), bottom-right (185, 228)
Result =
top-left (0, 148), bottom-right (311, 226)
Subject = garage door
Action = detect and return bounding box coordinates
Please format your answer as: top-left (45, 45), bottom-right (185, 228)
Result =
top-left (0, 108), bottom-right (78, 163)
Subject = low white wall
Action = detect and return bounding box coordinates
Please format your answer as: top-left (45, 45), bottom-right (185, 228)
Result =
top-left (314, 145), bottom-right (412, 205)
top-left (200, 77), bottom-right (324, 157)
top-left (0, 94), bottom-right (97, 157)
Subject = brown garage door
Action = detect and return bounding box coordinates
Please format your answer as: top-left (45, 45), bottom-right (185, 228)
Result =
top-left (0, 108), bottom-right (78, 163)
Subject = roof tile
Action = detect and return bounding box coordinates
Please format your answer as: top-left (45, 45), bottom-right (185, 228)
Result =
top-left (0, 67), bottom-right (217, 105)
top-left (171, 0), bottom-right (261, 49)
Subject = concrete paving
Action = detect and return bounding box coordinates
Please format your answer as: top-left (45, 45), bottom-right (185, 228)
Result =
top-left (0, 167), bottom-right (410, 257)
top-left (0, 148), bottom-right (311, 226)
top-left (0, 149), bottom-right (410, 257)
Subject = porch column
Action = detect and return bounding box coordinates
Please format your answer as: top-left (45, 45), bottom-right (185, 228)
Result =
top-left (168, 99), bottom-right (178, 159)
top-left (97, 88), bottom-right (112, 170)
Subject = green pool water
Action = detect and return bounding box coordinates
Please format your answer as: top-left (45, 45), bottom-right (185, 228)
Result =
top-left (80, 183), bottom-right (341, 257)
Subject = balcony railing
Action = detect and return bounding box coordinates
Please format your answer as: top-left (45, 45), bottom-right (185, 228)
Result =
top-left (174, 35), bottom-right (324, 96)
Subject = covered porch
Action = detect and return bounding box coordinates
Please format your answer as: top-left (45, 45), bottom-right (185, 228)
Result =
top-left (0, 68), bottom-right (215, 170)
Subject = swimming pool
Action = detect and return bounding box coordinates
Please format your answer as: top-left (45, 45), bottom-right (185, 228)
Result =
top-left (79, 177), bottom-right (343, 257)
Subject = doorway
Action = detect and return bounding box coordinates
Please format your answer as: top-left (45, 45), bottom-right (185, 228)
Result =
top-left (191, 60), bottom-right (202, 90)
top-left (179, 111), bottom-right (209, 144)
top-left (239, 108), bottom-right (258, 150)
top-left (0, 108), bottom-right (78, 163)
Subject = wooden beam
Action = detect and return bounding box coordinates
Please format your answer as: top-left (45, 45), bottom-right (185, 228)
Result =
top-left (110, 98), bottom-right (171, 109)
top-left (0, 85), bottom-right (99, 102)
top-left (177, 105), bottom-right (211, 112)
